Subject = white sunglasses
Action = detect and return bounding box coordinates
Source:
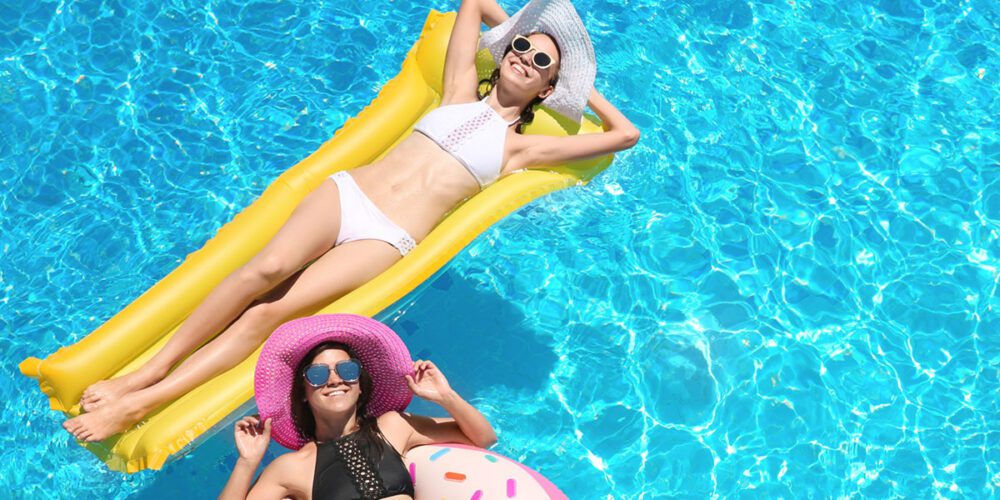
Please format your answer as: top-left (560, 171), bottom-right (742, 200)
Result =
top-left (510, 34), bottom-right (555, 70)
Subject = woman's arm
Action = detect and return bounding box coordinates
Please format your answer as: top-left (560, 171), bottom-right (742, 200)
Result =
top-left (390, 360), bottom-right (497, 451)
top-left (220, 458), bottom-right (260, 500)
top-left (506, 88), bottom-right (641, 170)
top-left (219, 416), bottom-right (293, 500)
top-left (441, 0), bottom-right (510, 104)
top-left (478, 0), bottom-right (510, 27)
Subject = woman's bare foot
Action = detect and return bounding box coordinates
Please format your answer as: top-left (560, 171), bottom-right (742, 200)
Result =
top-left (80, 370), bottom-right (160, 412)
top-left (63, 394), bottom-right (149, 442)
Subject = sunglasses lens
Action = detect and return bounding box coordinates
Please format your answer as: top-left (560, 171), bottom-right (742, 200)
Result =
top-left (304, 364), bottom-right (331, 386)
top-left (512, 36), bottom-right (531, 53)
top-left (533, 52), bottom-right (552, 68)
top-left (336, 360), bottom-right (361, 382)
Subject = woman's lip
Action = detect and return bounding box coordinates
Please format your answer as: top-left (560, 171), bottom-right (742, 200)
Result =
top-left (511, 60), bottom-right (529, 77)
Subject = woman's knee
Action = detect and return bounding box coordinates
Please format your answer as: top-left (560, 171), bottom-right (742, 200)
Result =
top-left (239, 253), bottom-right (292, 288)
top-left (236, 302), bottom-right (292, 342)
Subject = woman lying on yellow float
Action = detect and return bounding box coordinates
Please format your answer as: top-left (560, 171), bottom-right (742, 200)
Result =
top-left (63, 0), bottom-right (639, 443)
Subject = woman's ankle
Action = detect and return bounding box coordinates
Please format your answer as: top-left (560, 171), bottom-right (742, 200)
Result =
top-left (131, 364), bottom-right (171, 387)
top-left (121, 388), bottom-right (161, 417)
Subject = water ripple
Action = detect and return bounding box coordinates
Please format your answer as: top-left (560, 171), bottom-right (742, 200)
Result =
top-left (2, 0), bottom-right (998, 498)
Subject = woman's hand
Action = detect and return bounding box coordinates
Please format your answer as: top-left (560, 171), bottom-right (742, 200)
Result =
top-left (234, 415), bottom-right (271, 464)
top-left (397, 359), bottom-right (498, 450)
top-left (222, 416), bottom-right (290, 499)
top-left (405, 360), bottom-right (455, 405)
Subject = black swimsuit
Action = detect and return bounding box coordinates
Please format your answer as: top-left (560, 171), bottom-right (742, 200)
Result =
top-left (312, 431), bottom-right (414, 500)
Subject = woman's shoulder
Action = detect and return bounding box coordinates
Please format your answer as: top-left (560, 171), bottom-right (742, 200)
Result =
top-left (376, 410), bottom-right (408, 428)
top-left (253, 442), bottom-right (315, 496)
top-left (269, 442), bottom-right (318, 469)
top-left (376, 411), bottom-right (413, 448)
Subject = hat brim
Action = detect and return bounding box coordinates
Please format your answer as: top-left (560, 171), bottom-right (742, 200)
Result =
top-left (254, 314), bottom-right (413, 450)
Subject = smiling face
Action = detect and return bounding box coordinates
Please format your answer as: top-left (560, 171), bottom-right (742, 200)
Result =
top-left (498, 32), bottom-right (561, 101)
top-left (303, 348), bottom-right (362, 417)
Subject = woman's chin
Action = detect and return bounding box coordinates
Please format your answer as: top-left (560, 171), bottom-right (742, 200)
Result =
top-left (498, 72), bottom-right (532, 94)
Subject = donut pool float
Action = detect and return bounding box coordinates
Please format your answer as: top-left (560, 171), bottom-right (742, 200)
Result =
top-left (404, 443), bottom-right (567, 499)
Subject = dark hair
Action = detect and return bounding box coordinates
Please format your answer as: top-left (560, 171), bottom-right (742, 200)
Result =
top-left (477, 31), bottom-right (562, 134)
top-left (290, 341), bottom-right (384, 454)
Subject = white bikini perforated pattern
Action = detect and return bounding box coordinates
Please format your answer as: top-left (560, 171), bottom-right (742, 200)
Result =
top-left (394, 236), bottom-right (416, 255)
top-left (439, 107), bottom-right (496, 152)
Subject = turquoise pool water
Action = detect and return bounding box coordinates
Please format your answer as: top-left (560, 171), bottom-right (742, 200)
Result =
top-left (3, 0), bottom-right (998, 497)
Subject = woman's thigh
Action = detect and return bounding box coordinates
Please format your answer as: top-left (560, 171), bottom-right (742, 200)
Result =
top-left (253, 239), bottom-right (403, 319)
top-left (247, 179), bottom-right (343, 276)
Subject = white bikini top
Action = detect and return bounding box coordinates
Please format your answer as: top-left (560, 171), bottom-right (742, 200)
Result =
top-left (413, 96), bottom-right (518, 187)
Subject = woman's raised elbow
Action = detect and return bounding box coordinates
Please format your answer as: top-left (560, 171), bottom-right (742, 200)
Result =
top-left (620, 127), bottom-right (641, 149)
top-left (477, 430), bottom-right (498, 449)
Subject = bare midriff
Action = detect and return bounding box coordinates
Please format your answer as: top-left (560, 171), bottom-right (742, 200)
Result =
top-left (346, 131), bottom-right (484, 242)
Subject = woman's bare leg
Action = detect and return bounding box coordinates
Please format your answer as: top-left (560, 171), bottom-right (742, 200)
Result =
top-left (64, 239), bottom-right (402, 442)
top-left (80, 180), bottom-right (344, 412)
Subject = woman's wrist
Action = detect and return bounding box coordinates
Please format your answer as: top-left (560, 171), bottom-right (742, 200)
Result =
top-left (435, 389), bottom-right (462, 409)
top-left (236, 456), bottom-right (262, 469)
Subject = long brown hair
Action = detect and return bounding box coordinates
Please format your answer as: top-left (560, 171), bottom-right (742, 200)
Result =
top-left (290, 342), bottom-right (384, 454)
top-left (477, 31), bottom-right (562, 134)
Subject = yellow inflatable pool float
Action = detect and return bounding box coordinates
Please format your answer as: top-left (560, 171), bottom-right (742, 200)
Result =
top-left (19, 10), bottom-right (613, 473)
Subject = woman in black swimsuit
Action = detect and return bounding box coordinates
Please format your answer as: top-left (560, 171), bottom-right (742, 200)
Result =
top-left (219, 314), bottom-right (495, 499)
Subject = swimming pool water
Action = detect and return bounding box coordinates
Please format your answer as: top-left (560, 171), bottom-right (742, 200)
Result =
top-left (2, 0), bottom-right (998, 497)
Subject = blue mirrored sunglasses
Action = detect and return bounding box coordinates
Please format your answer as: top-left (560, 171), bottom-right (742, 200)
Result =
top-left (303, 359), bottom-right (362, 387)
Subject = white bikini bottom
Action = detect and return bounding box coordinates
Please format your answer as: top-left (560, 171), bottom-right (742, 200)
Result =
top-left (329, 171), bottom-right (416, 256)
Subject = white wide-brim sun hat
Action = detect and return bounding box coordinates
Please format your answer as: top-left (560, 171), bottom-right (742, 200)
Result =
top-left (479, 0), bottom-right (597, 123)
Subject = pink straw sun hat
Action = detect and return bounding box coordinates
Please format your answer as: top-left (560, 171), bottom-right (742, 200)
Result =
top-left (254, 314), bottom-right (414, 450)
